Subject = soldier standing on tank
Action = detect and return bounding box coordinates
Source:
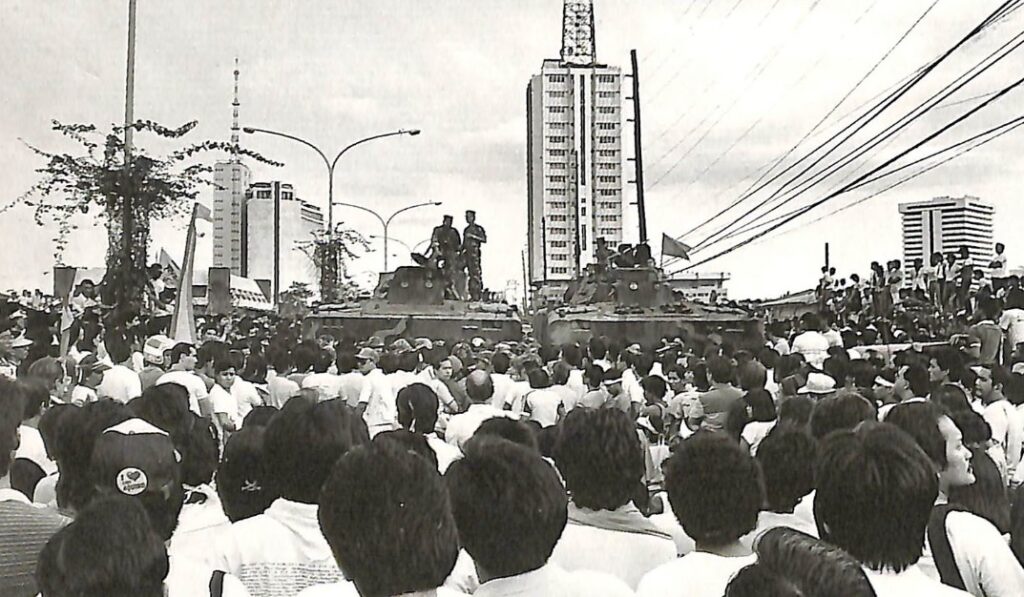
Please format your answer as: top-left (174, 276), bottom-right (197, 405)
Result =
top-left (463, 210), bottom-right (487, 301)
top-left (431, 215), bottom-right (463, 299)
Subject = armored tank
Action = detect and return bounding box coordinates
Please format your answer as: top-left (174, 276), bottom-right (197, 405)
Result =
top-left (304, 266), bottom-right (523, 343)
top-left (534, 265), bottom-right (759, 348)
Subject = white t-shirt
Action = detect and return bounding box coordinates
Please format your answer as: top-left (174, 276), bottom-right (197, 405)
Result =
top-left (864, 565), bottom-right (971, 596)
top-left (637, 552), bottom-right (757, 597)
top-left (337, 372), bottom-right (364, 408)
top-left (15, 425), bottom-right (57, 476)
top-left (297, 581), bottom-right (468, 596)
top-left (231, 378), bottom-right (263, 422)
top-left (741, 420), bottom-right (776, 455)
top-left (992, 253), bottom-right (1008, 278)
top-left (920, 507), bottom-right (1024, 596)
top-left (301, 372), bottom-right (344, 402)
top-left (97, 364), bottom-right (142, 404)
top-left (791, 331), bottom-right (830, 370)
top-left (622, 369), bottom-right (645, 405)
top-left (70, 385), bottom-right (98, 406)
top-left (359, 368), bottom-right (396, 433)
top-left (490, 372), bottom-right (516, 408)
top-left (525, 388), bottom-right (563, 427)
top-left (1000, 308), bottom-right (1024, 351)
top-left (210, 384), bottom-right (240, 429)
top-left (157, 370), bottom-right (210, 415)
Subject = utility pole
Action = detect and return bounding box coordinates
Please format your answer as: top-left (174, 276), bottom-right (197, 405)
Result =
top-left (627, 49), bottom-right (648, 244)
top-left (825, 242), bottom-right (830, 270)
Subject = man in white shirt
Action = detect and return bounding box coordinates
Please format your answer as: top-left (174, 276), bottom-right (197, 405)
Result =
top-left (334, 352), bottom-right (364, 408)
top-left (355, 347), bottom-right (397, 437)
top-left (971, 365), bottom-right (1024, 477)
top-left (267, 350), bottom-right (300, 408)
top-left (445, 370), bottom-right (510, 450)
top-left (97, 335), bottom-right (142, 404)
top-left (157, 343), bottom-right (209, 416)
top-left (991, 242), bottom-right (1008, 292)
top-left (816, 420), bottom-right (977, 596)
top-left (446, 438), bottom-right (634, 597)
top-left (299, 442), bottom-right (469, 597)
top-left (488, 351), bottom-right (516, 409)
top-left (301, 355), bottom-right (345, 402)
top-left (205, 399), bottom-right (368, 596)
top-left (791, 313), bottom-right (830, 370)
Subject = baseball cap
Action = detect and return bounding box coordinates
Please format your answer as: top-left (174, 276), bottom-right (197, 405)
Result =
top-left (470, 337), bottom-right (486, 349)
top-left (10, 334), bottom-right (32, 349)
top-left (356, 347), bottom-right (380, 363)
top-left (390, 338), bottom-right (414, 353)
top-left (366, 337), bottom-right (385, 350)
top-left (91, 419), bottom-right (179, 498)
top-left (143, 334), bottom-right (175, 365)
top-left (798, 372), bottom-right (837, 395)
top-left (78, 354), bottom-right (111, 375)
top-left (412, 337), bottom-right (434, 351)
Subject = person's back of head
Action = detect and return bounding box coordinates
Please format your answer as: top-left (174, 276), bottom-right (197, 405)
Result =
top-left (725, 527), bottom-right (876, 597)
top-left (550, 361), bottom-right (571, 386)
top-left (0, 379), bottom-right (24, 478)
top-left (777, 396), bottom-right (814, 429)
top-left (800, 312), bottom-right (822, 333)
top-left (822, 357), bottom-right (848, 388)
top-left (396, 383), bottom-right (440, 434)
top-left (553, 408), bottom-right (643, 511)
top-left (583, 364), bottom-right (604, 390)
top-left (809, 391), bottom-right (876, 440)
top-left (336, 351), bottom-right (358, 375)
top-left (589, 336), bottom-right (608, 361)
top-left (527, 367), bottom-right (550, 390)
top-left (815, 422), bottom-right (938, 572)
top-left (311, 349), bottom-right (331, 374)
top-left (471, 417), bottom-right (539, 453)
top-left (738, 360), bottom-right (767, 392)
top-left (217, 426), bottom-right (275, 522)
top-left (37, 495), bottom-right (168, 597)
top-left (465, 370), bottom-right (494, 404)
top-left (319, 442), bottom-right (458, 597)
top-left (55, 400), bottom-right (132, 514)
top-left (129, 384), bottom-right (191, 447)
top-left (756, 426), bottom-right (818, 513)
top-left (372, 429), bottom-right (439, 471)
top-left (242, 405), bottom-right (278, 428)
top-left (757, 348), bottom-right (781, 372)
top-left (179, 414), bottom-right (219, 488)
top-left (707, 356), bottom-right (735, 386)
top-left (491, 351), bottom-right (511, 375)
top-left (664, 433), bottom-right (762, 547)
top-left (264, 396), bottom-right (370, 504)
top-left (641, 374), bottom-right (667, 402)
top-left (744, 389), bottom-right (776, 423)
top-left (398, 351), bottom-right (419, 373)
top-left (561, 343), bottom-right (583, 368)
top-left (446, 438), bottom-right (567, 580)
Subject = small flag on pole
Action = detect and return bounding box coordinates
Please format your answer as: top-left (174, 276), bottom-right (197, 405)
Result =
top-left (194, 202), bottom-right (213, 223)
top-left (661, 233), bottom-right (692, 261)
top-left (168, 204), bottom-right (201, 344)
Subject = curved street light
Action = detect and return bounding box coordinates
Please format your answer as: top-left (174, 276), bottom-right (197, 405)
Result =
top-left (334, 201), bottom-right (442, 271)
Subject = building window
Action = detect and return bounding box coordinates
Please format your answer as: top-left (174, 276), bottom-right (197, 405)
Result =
top-left (596, 74), bottom-right (616, 83)
top-left (549, 214), bottom-right (568, 222)
top-left (547, 74), bottom-right (567, 83)
top-left (547, 136), bottom-right (567, 144)
top-left (599, 189), bottom-right (618, 196)
top-left (548, 162), bottom-right (567, 169)
top-left (598, 150), bottom-right (619, 157)
top-left (547, 106), bottom-right (568, 114)
top-left (600, 201), bottom-right (618, 208)
top-left (547, 90), bottom-right (567, 98)
top-left (597, 175), bottom-right (618, 183)
top-left (282, 192), bottom-right (293, 200)
top-left (599, 228), bottom-right (619, 236)
top-left (550, 240), bottom-right (568, 248)
top-left (597, 136), bottom-right (616, 144)
top-left (597, 106), bottom-right (617, 114)
top-left (548, 227), bottom-right (568, 235)
top-left (256, 190), bottom-right (271, 199)
top-left (598, 91), bottom-right (616, 98)
top-left (599, 215), bottom-right (620, 222)
top-left (597, 163), bottom-right (617, 170)
top-left (547, 201), bottom-right (568, 210)
top-left (548, 175), bottom-right (567, 183)
top-left (547, 188), bottom-right (567, 195)
top-left (548, 122), bottom-right (568, 130)
top-left (551, 254), bottom-right (570, 261)
top-left (551, 267), bottom-right (569, 274)
top-left (549, 149), bottom-right (567, 157)
top-left (597, 122), bottom-right (616, 130)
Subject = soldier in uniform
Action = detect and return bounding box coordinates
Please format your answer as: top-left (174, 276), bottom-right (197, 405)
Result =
top-left (430, 215), bottom-right (463, 299)
top-left (463, 210), bottom-right (487, 301)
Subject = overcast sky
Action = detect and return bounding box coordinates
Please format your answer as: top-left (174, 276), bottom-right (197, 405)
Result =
top-left (2, 0), bottom-right (1022, 299)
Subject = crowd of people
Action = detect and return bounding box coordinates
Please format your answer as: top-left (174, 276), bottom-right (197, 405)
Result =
top-left (6, 251), bottom-right (1024, 596)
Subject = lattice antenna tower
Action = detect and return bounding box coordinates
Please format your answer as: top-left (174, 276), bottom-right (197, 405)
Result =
top-left (561, 0), bottom-right (596, 66)
top-left (231, 57), bottom-right (240, 162)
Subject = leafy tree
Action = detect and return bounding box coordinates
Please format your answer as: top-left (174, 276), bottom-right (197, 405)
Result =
top-left (297, 223), bottom-right (369, 303)
top-left (11, 119), bottom-right (280, 324)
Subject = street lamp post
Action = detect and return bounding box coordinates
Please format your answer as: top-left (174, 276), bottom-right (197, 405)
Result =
top-left (242, 126), bottom-right (420, 298)
top-left (334, 201), bottom-right (442, 271)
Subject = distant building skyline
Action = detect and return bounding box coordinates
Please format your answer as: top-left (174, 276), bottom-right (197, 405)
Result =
top-left (245, 180), bottom-right (323, 299)
top-left (526, 0), bottom-right (624, 294)
top-left (898, 195), bottom-right (995, 269)
top-left (212, 59), bottom-right (251, 276)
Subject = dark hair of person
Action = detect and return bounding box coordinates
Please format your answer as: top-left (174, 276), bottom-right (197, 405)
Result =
top-left (396, 383), bottom-right (440, 435)
top-left (583, 364), bottom-right (604, 389)
top-left (36, 496), bottom-right (168, 597)
top-left (561, 343), bottom-right (583, 368)
top-left (949, 409), bottom-right (992, 445)
top-left (931, 383), bottom-right (972, 413)
top-left (26, 357), bottom-right (63, 392)
top-left (904, 364), bottom-right (931, 398)
top-left (445, 438), bottom-right (567, 579)
top-left (553, 408), bottom-right (643, 511)
top-left (933, 348), bottom-right (963, 382)
top-left (212, 357), bottom-right (236, 375)
top-left (725, 527), bottom-right (877, 597)
top-left (640, 375), bottom-right (667, 401)
top-left (129, 384), bottom-right (191, 448)
top-left (744, 389), bottom-right (776, 422)
top-left (243, 405), bottom-right (278, 429)
top-left (263, 396), bottom-right (370, 504)
top-left (217, 426), bottom-right (276, 522)
top-left (240, 354), bottom-right (268, 384)
top-left (691, 360), bottom-right (711, 392)
top-left (822, 357), bottom-right (848, 387)
top-left (290, 342), bottom-right (319, 373)
top-left (398, 351), bottom-right (419, 373)
top-left (809, 392), bottom-right (876, 440)
top-left (588, 336), bottom-right (608, 360)
top-left (948, 446), bottom-right (1010, 533)
top-left (372, 429), bottom-right (439, 470)
top-left (707, 356), bottom-right (735, 385)
top-left (471, 417), bottom-right (539, 453)
top-left (104, 332), bottom-right (132, 365)
top-left (527, 368), bottom-right (551, 390)
top-left (168, 342), bottom-right (194, 367)
top-left (336, 351), bottom-right (358, 375)
top-left (491, 351), bottom-right (511, 375)
top-left (848, 360), bottom-right (878, 390)
top-left (319, 443), bottom-right (458, 597)
top-left (378, 352), bottom-right (399, 375)
top-left (38, 403), bottom-right (74, 462)
top-left (16, 378), bottom-right (49, 421)
top-left (54, 400), bottom-right (132, 513)
top-left (664, 433), bottom-right (762, 545)
top-left (535, 425), bottom-right (560, 459)
top-left (884, 401), bottom-right (947, 469)
top-left (777, 396), bottom-right (814, 428)
top-left (814, 422), bottom-right (938, 572)
top-left (180, 415), bottom-right (219, 488)
top-left (738, 361), bottom-right (767, 392)
top-left (757, 348), bottom-right (781, 372)
top-left (756, 426), bottom-right (818, 513)
top-left (550, 361), bottom-right (571, 386)
top-left (0, 379), bottom-right (25, 476)
top-left (270, 348), bottom-right (292, 374)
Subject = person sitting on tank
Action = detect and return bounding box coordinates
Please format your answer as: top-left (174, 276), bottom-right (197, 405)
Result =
top-left (613, 244), bottom-right (636, 269)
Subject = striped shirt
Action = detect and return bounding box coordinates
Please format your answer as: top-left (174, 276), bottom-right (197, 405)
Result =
top-left (0, 489), bottom-right (68, 597)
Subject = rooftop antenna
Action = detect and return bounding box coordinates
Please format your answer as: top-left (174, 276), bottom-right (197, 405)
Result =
top-left (561, 0), bottom-right (596, 66)
top-left (231, 57), bottom-right (240, 162)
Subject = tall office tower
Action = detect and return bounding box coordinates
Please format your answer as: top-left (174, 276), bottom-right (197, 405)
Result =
top-left (527, 0), bottom-right (623, 293)
top-left (245, 181), bottom-right (324, 300)
top-left (898, 195), bottom-right (995, 270)
top-left (212, 58), bottom-right (252, 275)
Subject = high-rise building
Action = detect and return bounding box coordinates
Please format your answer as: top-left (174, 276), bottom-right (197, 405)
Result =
top-left (212, 59), bottom-right (252, 275)
top-left (245, 181), bottom-right (324, 300)
top-left (526, 0), bottom-right (624, 292)
top-left (898, 195), bottom-right (995, 270)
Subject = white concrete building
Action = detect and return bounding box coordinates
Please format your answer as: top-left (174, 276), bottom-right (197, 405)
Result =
top-left (212, 160), bottom-right (251, 275)
top-left (245, 181), bottom-right (323, 300)
top-left (898, 195), bottom-right (995, 270)
top-left (527, 0), bottom-right (623, 290)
